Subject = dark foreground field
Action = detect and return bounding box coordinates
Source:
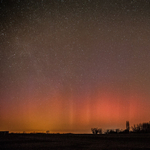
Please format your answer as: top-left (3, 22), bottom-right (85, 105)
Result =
top-left (1, 133), bottom-right (150, 150)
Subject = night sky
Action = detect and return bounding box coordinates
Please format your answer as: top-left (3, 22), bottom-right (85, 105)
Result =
top-left (1, 0), bottom-right (150, 133)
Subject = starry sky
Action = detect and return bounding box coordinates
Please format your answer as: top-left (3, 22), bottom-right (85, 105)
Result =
top-left (1, 0), bottom-right (150, 133)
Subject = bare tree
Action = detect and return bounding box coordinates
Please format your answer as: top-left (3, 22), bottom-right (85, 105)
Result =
top-left (97, 128), bottom-right (102, 134)
top-left (91, 128), bottom-right (102, 134)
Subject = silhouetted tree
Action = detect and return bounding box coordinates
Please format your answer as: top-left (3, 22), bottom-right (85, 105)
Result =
top-left (131, 122), bottom-right (150, 133)
top-left (91, 128), bottom-right (102, 134)
top-left (142, 123), bottom-right (150, 132)
top-left (46, 130), bottom-right (50, 134)
top-left (131, 124), bottom-right (137, 132)
top-left (97, 128), bottom-right (102, 134)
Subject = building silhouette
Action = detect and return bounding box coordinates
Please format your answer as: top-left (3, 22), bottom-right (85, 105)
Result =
top-left (126, 121), bottom-right (130, 131)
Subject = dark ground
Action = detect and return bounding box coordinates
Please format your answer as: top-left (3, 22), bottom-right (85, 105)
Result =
top-left (1, 133), bottom-right (150, 150)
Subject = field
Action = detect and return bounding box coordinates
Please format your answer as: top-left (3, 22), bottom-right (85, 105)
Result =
top-left (1, 133), bottom-right (150, 150)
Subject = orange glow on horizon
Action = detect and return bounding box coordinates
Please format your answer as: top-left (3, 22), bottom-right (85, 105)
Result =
top-left (1, 86), bottom-right (150, 133)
